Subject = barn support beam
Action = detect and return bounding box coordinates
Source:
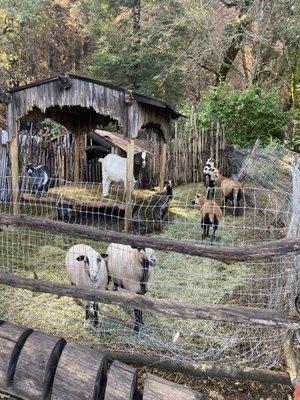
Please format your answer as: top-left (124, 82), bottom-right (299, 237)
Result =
top-left (125, 138), bottom-right (135, 233)
top-left (7, 103), bottom-right (20, 215)
top-left (159, 141), bottom-right (167, 192)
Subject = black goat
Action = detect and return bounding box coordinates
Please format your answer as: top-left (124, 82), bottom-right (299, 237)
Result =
top-left (132, 181), bottom-right (173, 234)
top-left (57, 204), bottom-right (73, 223)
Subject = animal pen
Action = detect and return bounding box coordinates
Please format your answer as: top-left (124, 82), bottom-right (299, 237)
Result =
top-left (4, 73), bottom-right (181, 232)
top-left (0, 75), bottom-right (300, 399)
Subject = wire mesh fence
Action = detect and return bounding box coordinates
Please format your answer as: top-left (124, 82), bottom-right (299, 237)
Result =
top-left (0, 143), bottom-right (299, 373)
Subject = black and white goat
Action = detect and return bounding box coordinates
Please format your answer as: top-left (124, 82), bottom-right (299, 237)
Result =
top-left (66, 244), bottom-right (109, 326)
top-left (132, 180), bottom-right (173, 234)
top-left (106, 243), bottom-right (156, 333)
top-left (26, 164), bottom-right (50, 195)
top-left (57, 203), bottom-right (73, 223)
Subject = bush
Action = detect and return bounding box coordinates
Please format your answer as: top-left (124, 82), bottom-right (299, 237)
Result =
top-left (198, 85), bottom-right (291, 147)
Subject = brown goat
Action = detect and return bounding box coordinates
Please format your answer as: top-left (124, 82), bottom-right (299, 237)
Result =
top-left (192, 195), bottom-right (222, 242)
top-left (210, 170), bottom-right (242, 216)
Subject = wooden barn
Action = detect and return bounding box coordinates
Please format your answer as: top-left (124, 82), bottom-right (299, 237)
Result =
top-left (1, 73), bottom-right (181, 229)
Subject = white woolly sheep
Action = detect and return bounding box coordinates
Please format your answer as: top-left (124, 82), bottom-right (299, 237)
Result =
top-left (99, 152), bottom-right (147, 197)
top-left (66, 244), bottom-right (108, 326)
top-left (106, 243), bottom-right (156, 333)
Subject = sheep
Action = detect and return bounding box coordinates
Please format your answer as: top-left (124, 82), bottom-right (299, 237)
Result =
top-left (192, 195), bottom-right (222, 242)
top-left (106, 243), bottom-right (156, 333)
top-left (210, 169), bottom-right (242, 216)
top-left (66, 244), bottom-right (109, 326)
top-left (26, 164), bottom-right (50, 195)
top-left (132, 180), bottom-right (173, 234)
top-left (99, 151), bottom-right (147, 197)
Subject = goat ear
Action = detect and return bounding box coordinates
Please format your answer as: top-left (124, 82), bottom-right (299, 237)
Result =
top-left (100, 253), bottom-right (109, 259)
top-left (76, 255), bottom-right (85, 262)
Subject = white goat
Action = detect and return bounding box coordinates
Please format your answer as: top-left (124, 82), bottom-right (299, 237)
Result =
top-left (66, 244), bottom-right (108, 326)
top-left (99, 152), bottom-right (146, 197)
top-left (106, 243), bottom-right (156, 333)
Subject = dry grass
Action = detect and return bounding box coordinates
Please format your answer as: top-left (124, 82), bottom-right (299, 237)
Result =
top-left (0, 182), bottom-right (291, 398)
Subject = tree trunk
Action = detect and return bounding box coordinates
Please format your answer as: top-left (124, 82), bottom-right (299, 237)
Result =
top-left (132, 0), bottom-right (141, 90)
top-left (216, 0), bottom-right (252, 85)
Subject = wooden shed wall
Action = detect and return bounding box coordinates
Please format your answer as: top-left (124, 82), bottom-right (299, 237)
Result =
top-left (8, 78), bottom-right (171, 140)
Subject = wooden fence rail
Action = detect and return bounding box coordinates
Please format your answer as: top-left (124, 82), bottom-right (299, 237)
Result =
top-left (0, 273), bottom-right (299, 330)
top-left (1, 213), bottom-right (300, 263)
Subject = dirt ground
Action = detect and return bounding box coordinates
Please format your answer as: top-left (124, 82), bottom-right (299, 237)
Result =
top-left (0, 379), bottom-right (293, 399)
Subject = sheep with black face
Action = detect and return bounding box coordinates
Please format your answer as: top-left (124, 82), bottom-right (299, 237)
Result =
top-left (106, 243), bottom-right (156, 333)
top-left (66, 244), bottom-right (108, 326)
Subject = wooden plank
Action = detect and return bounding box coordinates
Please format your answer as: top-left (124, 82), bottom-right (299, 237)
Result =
top-left (104, 361), bottom-right (137, 400)
top-left (8, 135), bottom-right (19, 216)
top-left (159, 142), bottom-right (167, 192)
top-left (74, 131), bottom-right (80, 182)
top-left (51, 342), bottom-right (108, 400)
top-left (12, 331), bottom-right (66, 400)
top-left (143, 374), bottom-right (204, 400)
top-left (106, 351), bottom-right (292, 386)
top-left (0, 273), bottom-right (299, 331)
top-left (0, 322), bottom-right (33, 389)
top-left (1, 213), bottom-right (300, 264)
top-left (125, 138), bottom-right (135, 232)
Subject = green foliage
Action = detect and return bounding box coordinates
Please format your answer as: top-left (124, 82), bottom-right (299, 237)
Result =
top-left (85, 0), bottom-right (189, 105)
top-left (198, 85), bottom-right (291, 147)
top-left (41, 118), bottom-right (65, 138)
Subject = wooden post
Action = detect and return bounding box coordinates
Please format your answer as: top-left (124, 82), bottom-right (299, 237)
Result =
top-left (125, 138), bottom-right (135, 232)
top-left (7, 102), bottom-right (20, 215)
top-left (159, 141), bottom-right (167, 192)
top-left (74, 132), bottom-right (81, 182)
top-left (9, 135), bottom-right (19, 215)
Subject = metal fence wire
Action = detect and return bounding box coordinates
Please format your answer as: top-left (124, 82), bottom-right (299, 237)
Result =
top-left (0, 142), bottom-right (299, 372)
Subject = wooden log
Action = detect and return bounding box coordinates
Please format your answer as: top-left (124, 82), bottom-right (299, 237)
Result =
top-left (104, 361), bottom-right (137, 400)
top-left (284, 331), bottom-right (299, 386)
top-left (106, 351), bottom-right (291, 386)
top-left (0, 322), bottom-right (33, 389)
top-left (19, 193), bottom-right (126, 212)
top-left (12, 331), bottom-right (66, 400)
top-left (9, 135), bottom-right (20, 215)
top-left (125, 138), bottom-right (135, 233)
top-left (143, 374), bottom-right (204, 400)
top-left (51, 342), bottom-right (108, 400)
top-left (0, 273), bottom-right (299, 330)
top-left (159, 142), bottom-right (167, 192)
top-left (1, 213), bottom-right (300, 264)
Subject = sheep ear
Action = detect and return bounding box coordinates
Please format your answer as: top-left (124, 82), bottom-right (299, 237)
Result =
top-left (76, 255), bottom-right (85, 262)
top-left (130, 244), bottom-right (145, 251)
top-left (100, 253), bottom-right (109, 260)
